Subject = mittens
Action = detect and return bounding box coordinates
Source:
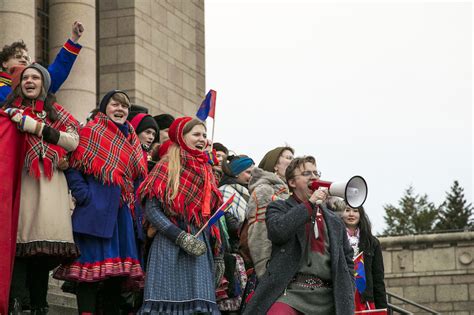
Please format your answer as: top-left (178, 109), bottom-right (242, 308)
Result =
top-left (175, 231), bottom-right (206, 256)
top-left (213, 256), bottom-right (225, 288)
top-left (4, 108), bottom-right (23, 123)
top-left (19, 115), bottom-right (44, 136)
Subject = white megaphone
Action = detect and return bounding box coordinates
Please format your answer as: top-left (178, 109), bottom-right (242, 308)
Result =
top-left (308, 175), bottom-right (368, 208)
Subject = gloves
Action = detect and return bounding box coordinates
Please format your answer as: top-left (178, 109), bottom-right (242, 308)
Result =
top-left (19, 115), bottom-right (44, 136)
top-left (175, 231), bottom-right (206, 256)
top-left (4, 108), bottom-right (23, 123)
top-left (213, 256), bottom-right (225, 288)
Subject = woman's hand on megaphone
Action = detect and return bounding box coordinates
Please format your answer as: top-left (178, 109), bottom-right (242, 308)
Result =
top-left (309, 188), bottom-right (329, 205)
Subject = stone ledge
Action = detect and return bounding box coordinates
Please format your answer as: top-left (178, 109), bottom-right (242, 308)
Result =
top-left (380, 232), bottom-right (474, 249)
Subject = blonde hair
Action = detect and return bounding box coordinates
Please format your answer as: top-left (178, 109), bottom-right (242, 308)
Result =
top-left (165, 119), bottom-right (207, 203)
top-left (110, 92), bottom-right (130, 108)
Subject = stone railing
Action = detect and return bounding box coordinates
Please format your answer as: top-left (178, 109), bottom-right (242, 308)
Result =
top-left (379, 231), bottom-right (474, 314)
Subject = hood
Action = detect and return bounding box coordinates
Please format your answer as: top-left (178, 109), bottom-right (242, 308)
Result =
top-left (248, 167), bottom-right (287, 193)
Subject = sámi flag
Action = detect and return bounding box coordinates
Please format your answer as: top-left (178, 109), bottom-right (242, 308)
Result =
top-left (354, 251), bottom-right (366, 293)
top-left (196, 89), bottom-right (217, 121)
top-left (207, 193), bottom-right (235, 228)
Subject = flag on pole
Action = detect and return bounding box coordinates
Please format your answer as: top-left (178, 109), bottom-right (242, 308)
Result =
top-left (207, 193), bottom-right (235, 227)
top-left (196, 89), bottom-right (217, 121)
top-left (354, 251), bottom-right (366, 293)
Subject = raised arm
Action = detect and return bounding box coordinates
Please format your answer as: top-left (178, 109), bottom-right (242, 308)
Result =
top-left (47, 21), bottom-right (83, 93)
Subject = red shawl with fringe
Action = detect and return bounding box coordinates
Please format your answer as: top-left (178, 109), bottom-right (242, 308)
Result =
top-left (138, 147), bottom-right (223, 229)
top-left (70, 112), bottom-right (146, 210)
top-left (12, 97), bottom-right (79, 179)
top-left (0, 112), bottom-right (25, 315)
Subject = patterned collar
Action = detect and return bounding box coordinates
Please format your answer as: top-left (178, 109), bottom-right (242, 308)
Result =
top-left (0, 71), bottom-right (12, 86)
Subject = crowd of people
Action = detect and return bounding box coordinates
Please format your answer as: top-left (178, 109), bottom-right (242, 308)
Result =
top-left (1, 21), bottom-right (388, 315)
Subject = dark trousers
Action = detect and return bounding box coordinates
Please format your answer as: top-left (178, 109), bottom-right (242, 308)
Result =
top-left (77, 277), bottom-right (123, 314)
top-left (9, 257), bottom-right (56, 311)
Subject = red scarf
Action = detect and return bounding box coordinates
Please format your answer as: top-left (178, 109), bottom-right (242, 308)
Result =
top-left (12, 97), bottom-right (79, 179)
top-left (292, 194), bottom-right (326, 254)
top-left (70, 112), bottom-right (146, 210)
top-left (138, 117), bottom-right (222, 242)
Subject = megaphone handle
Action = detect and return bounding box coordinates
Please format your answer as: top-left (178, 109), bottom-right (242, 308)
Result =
top-left (316, 200), bottom-right (323, 205)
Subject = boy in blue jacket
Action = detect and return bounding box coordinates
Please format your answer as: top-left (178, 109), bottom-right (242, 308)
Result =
top-left (0, 21), bottom-right (84, 101)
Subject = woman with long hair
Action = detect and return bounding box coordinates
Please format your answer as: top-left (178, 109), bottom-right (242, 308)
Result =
top-left (2, 64), bottom-right (80, 314)
top-left (137, 117), bottom-right (224, 314)
top-left (341, 204), bottom-right (388, 311)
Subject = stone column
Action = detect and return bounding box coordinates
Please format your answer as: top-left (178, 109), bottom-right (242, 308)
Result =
top-left (0, 0), bottom-right (36, 61)
top-left (48, 0), bottom-right (96, 122)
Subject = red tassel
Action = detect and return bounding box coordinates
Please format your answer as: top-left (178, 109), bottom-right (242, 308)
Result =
top-left (43, 158), bottom-right (53, 180)
top-left (30, 158), bottom-right (41, 179)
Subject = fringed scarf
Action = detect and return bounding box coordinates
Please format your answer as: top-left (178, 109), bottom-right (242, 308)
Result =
top-left (12, 97), bottom-right (79, 179)
top-left (70, 112), bottom-right (147, 210)
top-left (138, 117), bottom-right (223, 249)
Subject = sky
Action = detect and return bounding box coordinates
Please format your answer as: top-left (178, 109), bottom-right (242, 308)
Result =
top-left (204, 0), bottom-right (472, 234)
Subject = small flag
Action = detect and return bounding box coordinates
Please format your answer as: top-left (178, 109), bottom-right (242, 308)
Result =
top-left (196, 89), bottom-right (217, 121)
top-left (354, 251), bottom-right (366, 293)
top-left (207, 193), bottom-right (235, 228)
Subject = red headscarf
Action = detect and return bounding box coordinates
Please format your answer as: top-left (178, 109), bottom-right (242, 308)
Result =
top-left (138, 117), bottom-right (222, 230)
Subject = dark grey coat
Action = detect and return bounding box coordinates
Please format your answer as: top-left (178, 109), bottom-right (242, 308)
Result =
top-left (243, 197), bottom-right (355, 315)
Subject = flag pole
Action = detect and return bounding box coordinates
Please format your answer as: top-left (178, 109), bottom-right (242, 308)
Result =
top-left (195, 221), bottom-right (210, 238)
top-left (210, 91), bottom-right (216, 151)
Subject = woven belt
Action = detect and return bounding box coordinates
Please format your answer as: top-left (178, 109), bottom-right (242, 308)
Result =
top-left (291, 273), bottom-right (332, 289)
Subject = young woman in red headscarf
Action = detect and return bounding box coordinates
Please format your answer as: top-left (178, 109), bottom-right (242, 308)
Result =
top-left (137, 117), bottom-right (224, 315)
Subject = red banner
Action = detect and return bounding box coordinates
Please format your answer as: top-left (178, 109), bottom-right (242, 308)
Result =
top-left (0, 112), bottom-right (25, 314)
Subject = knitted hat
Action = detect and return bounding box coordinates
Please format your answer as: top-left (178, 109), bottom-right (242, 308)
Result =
top-left (129, 113), bottom-right (159, 135)
top-left (11, 63), bottom-right (51, 96)
top-left (26, 63), bottom-right (51, 94)
top-left (99, 90), bottom-right (130, 114)
top-left (229, 156), bottom-right (254, 176)
top-left (213, 142), bottom-right (229, 155)
top-left (130, 104), bottom-right (148, 114)
top-left (258, 146), bottom-right (294, 173)
top-left (153, 113), bottom-right (175, 130)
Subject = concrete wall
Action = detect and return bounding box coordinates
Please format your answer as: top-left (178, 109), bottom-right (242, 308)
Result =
top-left (380, 232), bottom-right (474, 315)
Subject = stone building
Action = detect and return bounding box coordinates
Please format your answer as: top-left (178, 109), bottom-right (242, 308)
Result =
top-left (381, 231), bottom-right (474, 315)
top-left (0, 0), bottom-right (205, 121)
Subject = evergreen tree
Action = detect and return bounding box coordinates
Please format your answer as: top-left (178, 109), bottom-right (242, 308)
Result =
top-left (435, 180), bottom-right (473, 231)
top-left (383, 186), bottom-right (438, 236)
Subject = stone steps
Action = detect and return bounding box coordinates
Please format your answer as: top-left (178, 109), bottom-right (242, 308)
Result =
top-left (47, 277), bottom-right (77, 314)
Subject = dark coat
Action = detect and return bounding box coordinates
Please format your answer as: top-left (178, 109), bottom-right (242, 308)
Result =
top-left (244, 197), bottom-right (355, 315)
top-left (360, 235), bottom-right (388, 308)
top-left (65, 168), bottom-right (121, 238)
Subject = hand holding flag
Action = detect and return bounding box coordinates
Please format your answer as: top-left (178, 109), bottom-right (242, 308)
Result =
top-left (195, 193), bottom-right (235, 237)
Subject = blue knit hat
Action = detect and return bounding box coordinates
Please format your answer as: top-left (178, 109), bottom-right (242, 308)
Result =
top-left (229, 156), bottom-right (254, 176)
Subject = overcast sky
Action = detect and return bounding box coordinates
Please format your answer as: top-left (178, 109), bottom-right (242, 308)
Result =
top-left (204, 0), bottom-right (472, 234)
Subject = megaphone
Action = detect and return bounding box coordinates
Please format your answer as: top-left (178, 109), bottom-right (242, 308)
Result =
top-left (308, 175), bottom-right (368, 208)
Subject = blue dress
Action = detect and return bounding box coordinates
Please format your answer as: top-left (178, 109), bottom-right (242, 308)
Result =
top-left (54, 123), bottom-right (143, 284)
top-left (139, 198), bottom-right (220, 315)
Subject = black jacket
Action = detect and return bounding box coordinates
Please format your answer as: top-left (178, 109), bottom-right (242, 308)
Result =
top-left (360, 235), bottom-right (388, 308)
top-left (243, 197), bottom-right (355, 315)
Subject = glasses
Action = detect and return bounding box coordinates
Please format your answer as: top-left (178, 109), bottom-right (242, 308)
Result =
top-left (295, 170), bottom-right (322, 178)
top-left (13, 54), bottom-right (31, 62)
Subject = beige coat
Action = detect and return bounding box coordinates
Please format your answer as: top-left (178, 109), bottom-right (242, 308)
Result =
top-left (16, 130), bottom-right (79, 258)
top-left (246, 168), bottom-right (289, 278)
